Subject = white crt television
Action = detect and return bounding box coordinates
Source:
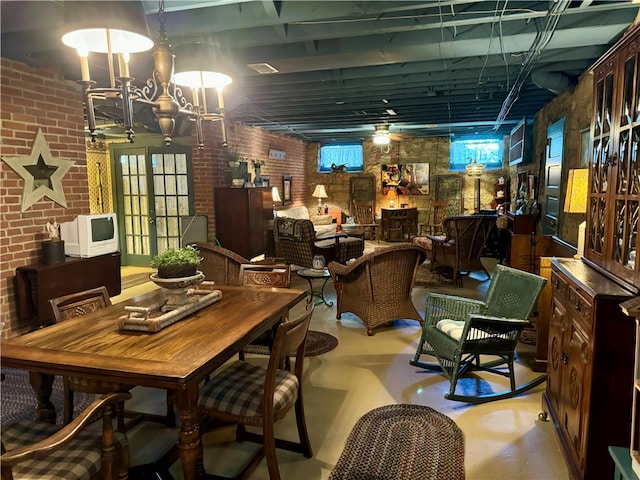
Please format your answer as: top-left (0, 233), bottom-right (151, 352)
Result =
top-left (60, 213), bottom-right (119, 257)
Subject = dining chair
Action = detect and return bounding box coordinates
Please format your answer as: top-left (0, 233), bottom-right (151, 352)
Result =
top-left (238, 263), bottom-right (292, 361)
top-left (49, 288), bottom-right (175, 429)
top-left (1, 392), bottom-right (131, 480)
top-left (239, 264), bottom-right (291, 288)
top-left (198, 302), bottom-right (315, 480)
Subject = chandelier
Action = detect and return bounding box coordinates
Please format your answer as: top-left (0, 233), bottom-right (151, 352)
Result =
top-left (61, 0), bottom-right (230, 149)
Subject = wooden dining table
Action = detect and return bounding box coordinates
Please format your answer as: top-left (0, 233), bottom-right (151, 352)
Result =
top-left (1, 284), bottom-right (307, 480)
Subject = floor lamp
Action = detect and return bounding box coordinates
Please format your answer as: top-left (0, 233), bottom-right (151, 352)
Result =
top-left (466, 159), bottom-right (485, 213)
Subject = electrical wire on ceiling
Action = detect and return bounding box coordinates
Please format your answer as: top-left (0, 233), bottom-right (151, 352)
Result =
top-left (437, 0), bottom-right (453, 139)
top-left (494, 0), bottom-right (570, 127)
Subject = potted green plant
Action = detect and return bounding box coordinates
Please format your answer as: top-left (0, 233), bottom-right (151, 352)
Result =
top-left (150, 245), bottom-right (202, 278)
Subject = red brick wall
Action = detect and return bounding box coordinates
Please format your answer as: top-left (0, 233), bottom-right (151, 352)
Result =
top-left (1, 58), bottom-right (89, 338)
top-left (0, 57), bottom-right (308, 338)
top-left (193, 122), bottom-right (307, 240)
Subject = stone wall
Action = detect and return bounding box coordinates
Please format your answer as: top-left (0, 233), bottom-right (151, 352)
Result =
top-left (304, 137), bottom-right (508, 226)
top-left (529, 71), bottom-right (593, 246)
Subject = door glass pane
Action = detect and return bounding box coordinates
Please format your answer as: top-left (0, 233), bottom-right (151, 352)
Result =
top-left (152, 152), bottom-right (193, 252)
top-left (119, 153), bottom-right (151, 258)
top-left (623, 57), bottom-right (636, 127)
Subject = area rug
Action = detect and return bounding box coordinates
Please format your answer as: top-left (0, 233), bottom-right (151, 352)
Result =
top-left (329, 404), bottom-right (465, 480)
top-left (242, 330), bottom-right (338, 357)
top-left (414, 261), bottom-right (457, 288)
top-left (1, 368), bottom-right (97, 426)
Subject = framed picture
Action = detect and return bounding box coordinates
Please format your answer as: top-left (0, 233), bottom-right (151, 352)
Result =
top-left (381, 163), bottom-right (429, 195)
top-left (260, 175), bottom-right (270, 187)
top-left (282, 175), bottom-right (292, 205)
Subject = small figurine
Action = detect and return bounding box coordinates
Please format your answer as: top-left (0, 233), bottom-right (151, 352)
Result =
top-left (45, 219), bottom-right (59, 240)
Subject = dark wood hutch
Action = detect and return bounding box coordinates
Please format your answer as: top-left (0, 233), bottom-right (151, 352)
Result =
top-left (541, 22), bottom-right (640, 480)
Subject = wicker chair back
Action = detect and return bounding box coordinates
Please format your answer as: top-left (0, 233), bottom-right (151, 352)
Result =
top-left (194, 242), bottom-right (248, 285)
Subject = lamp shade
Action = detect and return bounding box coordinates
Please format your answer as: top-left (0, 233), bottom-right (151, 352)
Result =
top-left (173, 43), bottom-right (232, 89)
top-left (61, 0), bottom-right (153, 54)
top-left (312, 185), bottom-right (328, 199)
top-left (564, 168), bottom-right (588, 213)
top-left (465, 159), bottom-right (486, 177)
top-left (271, 186), bottom-right (282, 203)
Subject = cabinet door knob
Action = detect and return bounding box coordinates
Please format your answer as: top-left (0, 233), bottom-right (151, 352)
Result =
top-left (561, 353), bottom-right (568, 365)
top-left (575, 302), bottom-right (581, 312)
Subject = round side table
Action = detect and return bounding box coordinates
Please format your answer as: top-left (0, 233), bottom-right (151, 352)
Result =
top-left (297, 267), bottom-right (333, 307)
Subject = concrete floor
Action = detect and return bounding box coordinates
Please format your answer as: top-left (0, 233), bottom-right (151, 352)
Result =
top-left (117, 255), bottom-right (569, 480)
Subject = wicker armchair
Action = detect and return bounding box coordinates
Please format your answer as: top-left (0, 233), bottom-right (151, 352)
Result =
top-left (328, 244), bottom-right (426, 335)
top-left (410, 264), bottom-right (547, 403)
top-left (195, 242), bottom-right (248, 285)
top-left (275, 217), bottom-right (364, 268)
top-left (429, 214), bottom-right (497, 286)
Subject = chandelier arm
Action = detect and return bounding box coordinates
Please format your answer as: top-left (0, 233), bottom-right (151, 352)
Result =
top-left (119, 79), bottom-right (135, 142)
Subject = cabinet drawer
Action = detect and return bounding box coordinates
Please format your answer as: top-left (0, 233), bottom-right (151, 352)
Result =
top-left (567, 285), bottom-right (593, 330)
top-left (551, 271), bottom-right (569, 301)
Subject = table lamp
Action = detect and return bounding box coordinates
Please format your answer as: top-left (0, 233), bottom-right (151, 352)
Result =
top-left (564, 168), bottom-right (588, 258)
top-left (386, 188), bottom-right (398, 208)
top-left (312, 184), bottom-right (328, 214)
top-left (271, 186), bottom-right (282, 215)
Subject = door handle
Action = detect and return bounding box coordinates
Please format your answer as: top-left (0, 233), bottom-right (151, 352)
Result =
top-left (149, 218), bottom-right (156, 224)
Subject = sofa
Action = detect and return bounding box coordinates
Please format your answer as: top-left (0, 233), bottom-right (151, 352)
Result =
top-left (276, 206), bottom-right (337, 236)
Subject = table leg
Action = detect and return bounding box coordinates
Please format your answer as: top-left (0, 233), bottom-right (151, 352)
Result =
top-left (304, 277), bottom-right (333, 307)
top-left (174, 384), bottom-right (205, 480)
top-left (28, 371), bottom-right (56, 423)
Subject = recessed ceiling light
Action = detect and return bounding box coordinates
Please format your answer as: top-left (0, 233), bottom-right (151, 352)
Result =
top-left (247, 63), bottom-right (279, 74)
top-left (386, 109), bottom-right (397, 115)
top-left (382, 98), bottom-right (389, 104)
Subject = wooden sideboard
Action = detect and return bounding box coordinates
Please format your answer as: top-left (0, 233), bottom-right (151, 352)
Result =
top-left (15, 253), bottom-right (121, 331)
top-left (542, 258), bottom-right (635, 480)
top-left (380, 207), bottom-right (417, 241)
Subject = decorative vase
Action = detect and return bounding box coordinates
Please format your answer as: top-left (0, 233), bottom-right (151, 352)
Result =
top-left (312, 255), bottom-right (325, 270)
top-left (254, 167), bottom-right (262, 187)
top-left (149, 270), bottom-right (205, 311)
top-left (41, 240), bottom-right (65, 265)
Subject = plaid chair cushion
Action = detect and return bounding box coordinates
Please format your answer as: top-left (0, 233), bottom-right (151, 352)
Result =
top-left (2, 418), bottom-right (127, 480)
top-left (199, 362), bottom-right (298, 421)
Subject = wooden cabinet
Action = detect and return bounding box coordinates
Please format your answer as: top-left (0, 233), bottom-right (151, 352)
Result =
top-left (543, 258), bottom-right (635, 480)
top-left (15, 253), bottom-right (121, 331)
top-left (380, 207), bottom-right (417, 241)
top-left (214, 187), bottom-right (273, 260)
top-left (584, 24), bottom-right (640, 293)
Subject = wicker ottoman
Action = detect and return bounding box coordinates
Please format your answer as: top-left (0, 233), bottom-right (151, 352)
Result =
top-left (330, 404), bottom-right (464, 480)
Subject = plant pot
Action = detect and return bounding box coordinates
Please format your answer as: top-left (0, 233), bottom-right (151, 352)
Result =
top-left (157, 264), bottom-right (198, 279)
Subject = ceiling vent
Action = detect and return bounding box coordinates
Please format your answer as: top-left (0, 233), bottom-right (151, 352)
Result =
top-left (247, 63), bottom-right (279, 74)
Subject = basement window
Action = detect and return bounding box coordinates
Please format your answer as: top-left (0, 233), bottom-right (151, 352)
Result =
top-left (449, 138), bottom-right (504, 171)
top-left (318, 143), bottom-right (363, 173)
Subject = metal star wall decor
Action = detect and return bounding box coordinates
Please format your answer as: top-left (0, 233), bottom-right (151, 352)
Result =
top-left (2, 128), bottom-right (75, 211)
